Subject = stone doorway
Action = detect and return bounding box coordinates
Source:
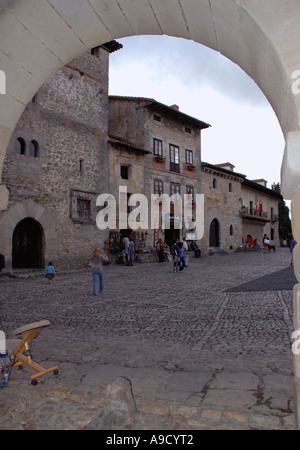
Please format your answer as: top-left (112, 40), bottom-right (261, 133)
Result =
top-left (209, 218), bottom-right (220, 248)
top-left (12, 218), bottom-right (44, 269)
top-left (165, 222), bottom-right (180, 248)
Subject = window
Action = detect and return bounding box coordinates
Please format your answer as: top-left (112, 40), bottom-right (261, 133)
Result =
top-left (185, 127), bottom-right (191, 134)
top-left (77, 199), bottom-right (91, 220)
top-left (29, 140), bottom-right (39, 157)
top-left (271, 228), bottom-right (274, 240)
top-left (79, 159), bottom-right (84, 173)
top-left (213, 178), bottom-right (217, 189)
top-left (186, 185), bottom-right (195, 203)
top-left (16, 137), bottom-right (26, 155)
top-left (153, 138), bottom-right (163, 157)
top-left (153, 114), bottom-right (161, 122)
top-left (250, 201), bottom-right (253, 215)
top-left (230, 225), bottom-right (234, 236)
top-left (170, 183), bottom-right (181, 214)
top-left (154, 179), bottom-right (163, 196)
top-left (229, 182), bottom-right (232, 192)
top-left (121, 165), bottom-right (129, 180)
top-left (186, 149), bottom-right (193, 165)
top-left (170, 144), bottom-right (180, 173)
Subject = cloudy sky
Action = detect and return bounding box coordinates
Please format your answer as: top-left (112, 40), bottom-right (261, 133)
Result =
top-left (109, 35), bottom-right (286, 195)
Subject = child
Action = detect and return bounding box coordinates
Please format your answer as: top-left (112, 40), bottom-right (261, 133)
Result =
top-left (43, 261), bottom-right (56, 284)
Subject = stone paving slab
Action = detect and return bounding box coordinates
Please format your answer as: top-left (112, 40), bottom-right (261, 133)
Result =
top-left (0, 248), bottom-right (297, 429)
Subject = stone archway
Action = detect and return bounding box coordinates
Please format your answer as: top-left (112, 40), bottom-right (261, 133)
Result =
top-left (12, 217), bottom-right (44, 268)
top-left (0, 199), bottom-right (62, 270)
top-left (0, 0), bottom-right (300, 426)
top-left (209, 218), bottom-right (220, 248)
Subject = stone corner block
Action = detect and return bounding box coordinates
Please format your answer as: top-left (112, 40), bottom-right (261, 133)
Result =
top-left (0, 185), bottom-right (9, 211)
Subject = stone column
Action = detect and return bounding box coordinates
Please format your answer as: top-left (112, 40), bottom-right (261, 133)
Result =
top-left (292, 188), bottom-right (300, 429)
top-left (282, 132), bottom-right (300, 429)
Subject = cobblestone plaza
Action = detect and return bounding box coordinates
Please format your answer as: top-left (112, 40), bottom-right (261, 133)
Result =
top-left (0, 248), bottom-right (297, 429)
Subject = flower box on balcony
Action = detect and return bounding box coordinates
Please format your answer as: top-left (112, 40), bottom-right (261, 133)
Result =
top-left (154, 156), bottom-right (165, 163)
top-left (186, 164), bottom-right (196, 171)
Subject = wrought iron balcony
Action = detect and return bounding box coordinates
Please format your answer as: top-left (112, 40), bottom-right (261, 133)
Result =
top-left (240, 206), bottom-right (270, 221)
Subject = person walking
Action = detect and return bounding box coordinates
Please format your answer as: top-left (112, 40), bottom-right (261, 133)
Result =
top-left (89, 246), bottom-right (109, 295)
top-left (183, 237), bottom-right (189, 266)
top-left (127, 238), bottom-right (135, 266)
top-left (122, 235), bottom-right (129, 264)
top-left (287, 232), bottom-right (297, 266)
top-left (43, 261), bottom-right (56, 285)
top-left (157, 239), bottom-right (165, 263)
top-left (171, 238), bottom-right (180, 273)
top-left (178, 242), bottom-right (186, 272)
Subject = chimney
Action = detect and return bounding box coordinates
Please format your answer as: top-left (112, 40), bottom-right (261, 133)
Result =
top-left (170, 104), bottom-right (179, 111)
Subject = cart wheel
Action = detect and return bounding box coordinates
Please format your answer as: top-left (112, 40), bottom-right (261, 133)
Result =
top-left (53, 369), bottom-right (59, 375)
top-left (31, 379), bottom-right (38, 386)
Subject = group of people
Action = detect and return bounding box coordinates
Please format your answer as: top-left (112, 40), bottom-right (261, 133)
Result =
top-left (245, 234), bottom-right (274, 253)
top-left (42, 228), bottom-right (298, 296)
top-left (156, 237), bottom-right (201, 273)
top-left (245, 232), bottom-right (297, 264)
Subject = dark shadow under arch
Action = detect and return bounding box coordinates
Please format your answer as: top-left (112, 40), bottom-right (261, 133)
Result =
top-left (12, 217), bottom-right (44, 268)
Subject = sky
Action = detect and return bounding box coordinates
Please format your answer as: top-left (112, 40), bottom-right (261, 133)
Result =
top-left (108, 35), bottom-right (286, 196)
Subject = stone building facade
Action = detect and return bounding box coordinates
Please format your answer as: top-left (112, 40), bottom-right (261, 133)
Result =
top-left (108, 96), bottom-right (210, 251)
top-left (0, 42), bottom-right (122, 270)
top-left (0, 45), bottom-right (282, 270)
top-left (201, 162), bottom-right (282, 253)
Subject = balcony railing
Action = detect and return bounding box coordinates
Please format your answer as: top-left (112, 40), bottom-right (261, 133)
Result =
top-left (240, 206), bottom-right (269, 220)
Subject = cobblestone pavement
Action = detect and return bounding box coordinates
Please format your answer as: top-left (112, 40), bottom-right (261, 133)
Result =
top-left (0, 248), bottom-right (297, 430)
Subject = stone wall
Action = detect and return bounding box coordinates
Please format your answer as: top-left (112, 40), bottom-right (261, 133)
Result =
top-left (201, 168), bottom-right (243, 252)
top-left (0, 49), bottom-right (110, 270)
top-left (108, 98), bottom-right (205, 249)
top-left (241, 185), bottom-right (280, 246)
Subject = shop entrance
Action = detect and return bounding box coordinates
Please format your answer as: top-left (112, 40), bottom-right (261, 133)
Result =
top-left (12, 218), bottom-right (44, 268)
top-left (165, 223), bottom-right (180, 247)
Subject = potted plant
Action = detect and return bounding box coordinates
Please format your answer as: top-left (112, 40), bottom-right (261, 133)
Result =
top-left (154, 155), bottom-right (165, 163)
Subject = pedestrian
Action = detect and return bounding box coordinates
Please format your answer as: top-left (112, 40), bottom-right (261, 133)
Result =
top-left (286, 232), bottom-right (297, 266)
top-left (89, 246), bottom-right (109, 295)
top-left (127, 237), bottom-right (134, 266)
top-left (190, 240), bottom-right (201, 258)
top-left (43, 261), bottom-right (56, 285)
top-left (263, 234), bottom-right (270, 253)
top-left (157, 239), bottom-right (165, 263)
top-left (183, 237), bottom-right (189, 266)
top-left (122, 235), bottom-right (129, 264)
top-left (163, 242), bottom-right (171, 262)
top-left (246, 234), bottom-right (254, 251)
top-left (178, 242), bottom-right (186, 272)
top-left (171, 239), bottom-right (180, 273)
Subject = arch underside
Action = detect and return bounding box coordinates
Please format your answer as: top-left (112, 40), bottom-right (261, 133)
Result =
top-left (1, 0), bottom-right (300, 428)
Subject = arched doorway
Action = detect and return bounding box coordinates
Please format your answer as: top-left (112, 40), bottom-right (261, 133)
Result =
top-left (209, 218), bottom-right (220, 248)
top-left (12, 218), bottom-right (44, 269)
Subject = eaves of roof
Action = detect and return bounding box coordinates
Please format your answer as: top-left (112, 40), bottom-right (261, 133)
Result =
top-left (109, 96), bottom-right (211, 130)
